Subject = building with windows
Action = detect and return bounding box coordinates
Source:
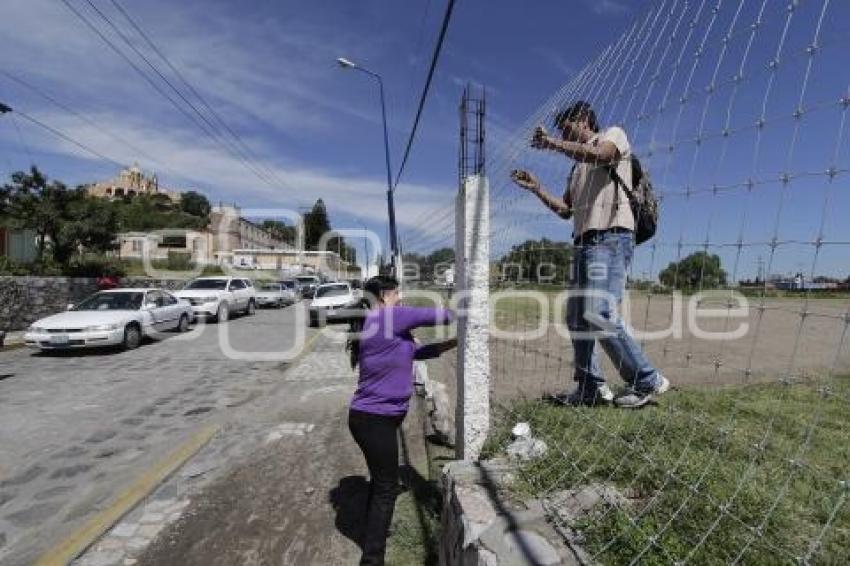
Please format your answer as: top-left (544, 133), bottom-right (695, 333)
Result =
top-left (116, 205), bottom-right (293, 266)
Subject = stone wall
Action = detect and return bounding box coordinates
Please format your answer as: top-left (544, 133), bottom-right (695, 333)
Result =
top-left (440, 460), bottom-right (578, 566)
top-left (0, 277), bottom-right (188, 331)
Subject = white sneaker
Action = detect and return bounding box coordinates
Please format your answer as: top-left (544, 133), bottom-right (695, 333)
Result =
top-left (615, 374), bottom-right (670, 409)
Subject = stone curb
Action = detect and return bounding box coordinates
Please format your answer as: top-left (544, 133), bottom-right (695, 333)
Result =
top-left (439, 459), bottom-right (584, 566)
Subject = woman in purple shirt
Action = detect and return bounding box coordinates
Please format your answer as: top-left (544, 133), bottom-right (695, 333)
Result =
top-left (347, 275), bottom-right (455, 565)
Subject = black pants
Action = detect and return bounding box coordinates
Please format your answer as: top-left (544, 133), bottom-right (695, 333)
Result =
top-left (348, 408), bottom-right (404, 566)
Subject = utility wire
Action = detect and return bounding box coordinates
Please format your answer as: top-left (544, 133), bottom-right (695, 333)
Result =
top-left (0, 70), bottom-right (161, 167)
top-left (79, 0), bottom-right (283, 193)
top-left (392, 0), bottom-right (456, 192)
top-left (107, 0), bottom-right (294, 196)
top-left (13, 108), bottom-right (125, 168)
top-left (60, 0), bottom-right (296, 202)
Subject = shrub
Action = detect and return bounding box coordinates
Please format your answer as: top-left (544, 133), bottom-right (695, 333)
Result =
top-left (63, 257), bottom-right (126, 278)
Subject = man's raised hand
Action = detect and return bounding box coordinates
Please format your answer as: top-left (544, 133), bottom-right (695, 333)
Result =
top-left (531, 126), bottom-right (552, 150)
top-left (510, 169), bottom-right (540, 192)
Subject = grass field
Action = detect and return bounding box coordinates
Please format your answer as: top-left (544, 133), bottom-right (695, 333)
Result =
top-left (483, 379), bottom-right (850, 565)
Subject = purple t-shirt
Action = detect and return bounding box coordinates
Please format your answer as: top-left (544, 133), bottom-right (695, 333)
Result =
top-left (350, 306), bottom-right (453, 416)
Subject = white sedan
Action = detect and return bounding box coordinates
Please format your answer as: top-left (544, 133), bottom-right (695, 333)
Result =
top-left (24, 288), bottom-right (193, 351)
top-left (309, 282), bottom-right (362, 327)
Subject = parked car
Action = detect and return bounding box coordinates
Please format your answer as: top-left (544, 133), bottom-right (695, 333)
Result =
top-left (280, 279), bottom-right (301, 301)
top-left (309, 282), bottom-right (361, 327)
top-left (24, 288), bottom-right (192, 351)
top-left (175, 276), bottom-right (257, 322)
top-left (255, 282), bottom-right (297, 308)
top-left (296, 275), bottom-right (322, 299)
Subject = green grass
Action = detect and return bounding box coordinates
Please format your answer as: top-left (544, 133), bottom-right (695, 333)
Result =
top-left (119, 258), bottom-right (224, 277)
top-left (385, 478), bottom-right (442, 566)
top-left (484, 379), bottom-right (850, 565)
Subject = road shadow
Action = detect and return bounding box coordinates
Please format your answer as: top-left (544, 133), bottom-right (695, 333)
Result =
top-left (329, 466), bottom-right (442, 560)
top-left (329, 475), bottom-right (369, 549)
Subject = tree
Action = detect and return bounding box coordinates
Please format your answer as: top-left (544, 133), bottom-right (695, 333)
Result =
top-left (3, 168), bottom-right (120, 265)
top-left (260, 219), bottom-right (296, 245)
top-left (402, 248), bottom-right (456, 282)
top-left (116, 194), bottom-right (207, 232)
top-left (180, 190), bottom-right (211, 219)
top-left (303, 199), bottom-right (331, 250)
top-left (5, 167), bottom-right (70, 263)
top-left (60, 195), bottom-right (119, 258)
top-left (658, 251), bottom-right (727, 289)
top-left (498, 238), bottom-right (572, 284)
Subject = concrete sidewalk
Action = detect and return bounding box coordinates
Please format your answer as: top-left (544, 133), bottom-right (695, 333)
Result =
top-left (108, 330), bottom-right (434, 566)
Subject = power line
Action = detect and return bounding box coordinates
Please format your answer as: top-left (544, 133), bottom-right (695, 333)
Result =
top-left (13, 108), bottom-right (125, 168)
top-left (106, 0), bottom-right (293, 196)
top-left (0, 70), bottom-right (162, 167)
top-left (79, 0), bottom-right (283, 192)
top-left (60, 0), bottom-right (298, 203)
top-left (392, 0), bottom-right (456, 192)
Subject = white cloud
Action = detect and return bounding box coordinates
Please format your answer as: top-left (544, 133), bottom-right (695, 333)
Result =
top-left (15, 108), bottom-right (452, 237)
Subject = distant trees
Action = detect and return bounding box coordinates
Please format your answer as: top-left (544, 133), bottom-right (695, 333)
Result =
top-left (179, 190), bottom-right (211, 219)
top-left (303, 199), bottom-right (331, 250)
top-left (658, 251), bottom-right (727, 289)
top-left (3, 167), bottom-right (119, 266)
top-left (402, 247), bottom-right (455, 282)
top-left (115, 193), bottom-right (208, 232)
top-left (498, 238), bottom-right (572, 284)
top-left (301, 198), bottom-right (356, 263)
top-left (260, 219), bottom-right (296, 245)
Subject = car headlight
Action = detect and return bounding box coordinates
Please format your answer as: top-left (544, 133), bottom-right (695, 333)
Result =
top-left (86, 324), bottom-right (119, 331)
top-left (28, 326), bottom-right (45, 333)
top-left (201, 296), bottom-right (219, 303)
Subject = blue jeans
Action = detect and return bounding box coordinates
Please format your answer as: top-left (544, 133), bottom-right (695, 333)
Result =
top-left (566, 230), bottom-right (660, 392)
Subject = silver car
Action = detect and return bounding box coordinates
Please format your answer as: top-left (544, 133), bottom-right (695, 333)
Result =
top-left (255, 282), bottom-right (296, 308)
top-left (24, 288), bottom-right (193, 351)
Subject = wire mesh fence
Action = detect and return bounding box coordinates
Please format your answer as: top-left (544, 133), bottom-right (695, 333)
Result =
top-left (416, 0), bottom-right (850, 563)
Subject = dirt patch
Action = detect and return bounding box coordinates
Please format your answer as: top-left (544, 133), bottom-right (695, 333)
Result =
top-left (137, 409), bottom-right (365, 566)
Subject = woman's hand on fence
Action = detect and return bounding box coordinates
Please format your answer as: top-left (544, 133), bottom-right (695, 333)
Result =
top-left (510, 169), bottom-right (541, 192)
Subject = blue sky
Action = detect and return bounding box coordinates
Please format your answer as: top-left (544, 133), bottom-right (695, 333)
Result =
top-left (1, 0), bottom-right (847, 279)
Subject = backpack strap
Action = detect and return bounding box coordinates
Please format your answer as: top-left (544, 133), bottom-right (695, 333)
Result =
top-left (606, 159), bottom-right (635, 212)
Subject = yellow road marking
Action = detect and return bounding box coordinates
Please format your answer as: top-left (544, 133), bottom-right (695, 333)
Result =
top-left (36, 424), bottom-right (219, 566)
top-left (37, 326), bottom-right (323, 564)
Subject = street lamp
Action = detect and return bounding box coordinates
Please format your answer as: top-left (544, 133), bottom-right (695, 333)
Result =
top-left (361, 222), bottom-right (371, 279)
top-left (336, 57), bottom-right (399, 275)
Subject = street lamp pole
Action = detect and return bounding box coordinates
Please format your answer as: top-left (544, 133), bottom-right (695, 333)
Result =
top-left (361, 223), bottom-right (371, 279)
top-left (336, 58), bottom-right (399, 275)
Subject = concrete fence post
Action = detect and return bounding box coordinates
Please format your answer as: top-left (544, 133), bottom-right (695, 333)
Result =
top-left (455, 174), bottom-right (490, 461)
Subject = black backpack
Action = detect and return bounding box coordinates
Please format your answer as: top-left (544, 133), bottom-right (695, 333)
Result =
top-left (608, 155), bottom-right (659, 245)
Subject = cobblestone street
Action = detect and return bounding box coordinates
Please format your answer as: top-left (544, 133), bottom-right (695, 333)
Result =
top-left (0, 305), bottom-right (325, 565)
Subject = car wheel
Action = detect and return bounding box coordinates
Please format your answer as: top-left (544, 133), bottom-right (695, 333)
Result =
top-left (177, 314), bottom-right (190, 333)
top-left (123, 323), bottom-right (142, 350)
top-left (216, 303), bottom-right (229, 323)
top-left (246, 299), bottom-right (256, 315)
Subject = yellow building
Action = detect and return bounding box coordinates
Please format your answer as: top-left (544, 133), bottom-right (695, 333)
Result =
top-left (85, 164), bottom-right (180, 202)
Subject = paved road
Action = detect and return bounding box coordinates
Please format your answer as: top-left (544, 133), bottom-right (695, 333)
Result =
top-left (0, 304), bottom-right (317, 565)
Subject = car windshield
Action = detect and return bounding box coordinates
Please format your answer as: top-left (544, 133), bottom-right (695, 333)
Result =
top-left (184, 279), bottom-right (228, 290)
top-left (316, 284), bottom-right (350, 298)
top-left (280, 281), bottom-right (296, 289)
top-left (296, 277), bottom-right (317, 284)
top-left (73, 292), bottom-right (144, 311)
top-left (260, 284), bottom-right (281, 291)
